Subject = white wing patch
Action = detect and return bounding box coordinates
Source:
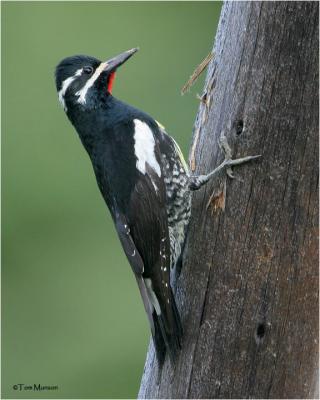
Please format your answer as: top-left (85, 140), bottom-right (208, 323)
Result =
top-left (133, 119), bottom-right (161, 181)
top-left (58, 68), bottom-right (82, 111)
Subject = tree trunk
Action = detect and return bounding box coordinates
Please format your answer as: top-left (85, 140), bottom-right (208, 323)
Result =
top-left (139, 2), bottom-right (319, 398)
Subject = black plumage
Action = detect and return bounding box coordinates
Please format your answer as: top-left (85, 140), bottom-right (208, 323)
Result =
top-left (55, 49), bottom-right (187, 364)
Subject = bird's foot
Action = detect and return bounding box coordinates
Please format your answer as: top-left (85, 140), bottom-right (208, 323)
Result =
top-left (218, 131), bottom-right (261, 178)
top-left (189, 132), bottom-right (261, 191)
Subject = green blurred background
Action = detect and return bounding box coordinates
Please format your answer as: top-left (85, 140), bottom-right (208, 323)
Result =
top-left (2, 1), bottom-right (221, 398)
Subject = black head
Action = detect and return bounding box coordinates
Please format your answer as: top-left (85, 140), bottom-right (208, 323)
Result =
top-left (55, 48), bottom-right (138, 111)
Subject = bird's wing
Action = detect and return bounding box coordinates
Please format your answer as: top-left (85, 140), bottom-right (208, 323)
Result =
top-left (114, 206), bottom-right (168, 364)
top-left (113, 135), bottom-right (182, 364)
top-left (155, 120), bottom-right (189, 173)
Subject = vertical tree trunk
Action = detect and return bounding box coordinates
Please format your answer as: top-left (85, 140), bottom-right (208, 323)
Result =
top-left (139, 2), bottom-right (319, 398)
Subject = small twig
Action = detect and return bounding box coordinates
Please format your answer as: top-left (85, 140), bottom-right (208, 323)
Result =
top-left (181, 52), bottom-right (214, 95)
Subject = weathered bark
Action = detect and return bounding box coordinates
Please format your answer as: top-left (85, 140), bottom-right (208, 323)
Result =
top-left (139, 2), bottom-right (319, 398)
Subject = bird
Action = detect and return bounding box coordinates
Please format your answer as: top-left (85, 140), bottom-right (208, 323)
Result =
top-left (55, 48), bottom-right (260, 366)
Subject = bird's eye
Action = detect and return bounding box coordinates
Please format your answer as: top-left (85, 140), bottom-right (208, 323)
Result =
top-left (83, 66), bottom-right (93, 74)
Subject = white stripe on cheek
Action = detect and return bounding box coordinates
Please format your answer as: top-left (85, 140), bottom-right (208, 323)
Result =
top-left (58, 68), bottom-right (82, 111)
top-left (76, 62), bottom-right (108, 105)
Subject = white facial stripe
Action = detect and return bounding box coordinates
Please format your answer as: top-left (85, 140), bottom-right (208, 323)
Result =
top-left (134, 119), bottom-right (161, 181)
top-left (58, 68), bottom-right (83, 111)
top-left (76, 62), bottom-right (108, 105)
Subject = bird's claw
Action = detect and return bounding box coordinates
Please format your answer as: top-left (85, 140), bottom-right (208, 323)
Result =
top-left (219, 132), bottom-right (261, 177)
top-left (226, 168), bottom-right (235, 179)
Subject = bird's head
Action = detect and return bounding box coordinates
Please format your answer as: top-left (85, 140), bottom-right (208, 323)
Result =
top-left (55, 48), bottom-right (138, 111)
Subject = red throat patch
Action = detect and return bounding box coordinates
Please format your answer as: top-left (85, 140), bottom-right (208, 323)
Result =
top-left (107, 72), bottom-right (116, 94)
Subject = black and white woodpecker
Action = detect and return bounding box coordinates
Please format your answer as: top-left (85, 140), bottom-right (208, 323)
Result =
top-left (55, 48), bottom-right (259, 366)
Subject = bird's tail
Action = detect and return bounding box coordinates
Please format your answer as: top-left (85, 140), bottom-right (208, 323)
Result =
top-left (152, 287), bottom-right (183, 366)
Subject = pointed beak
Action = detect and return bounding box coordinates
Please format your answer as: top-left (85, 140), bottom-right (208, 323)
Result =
top-left (103, 47), bottom-right (139, 72)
